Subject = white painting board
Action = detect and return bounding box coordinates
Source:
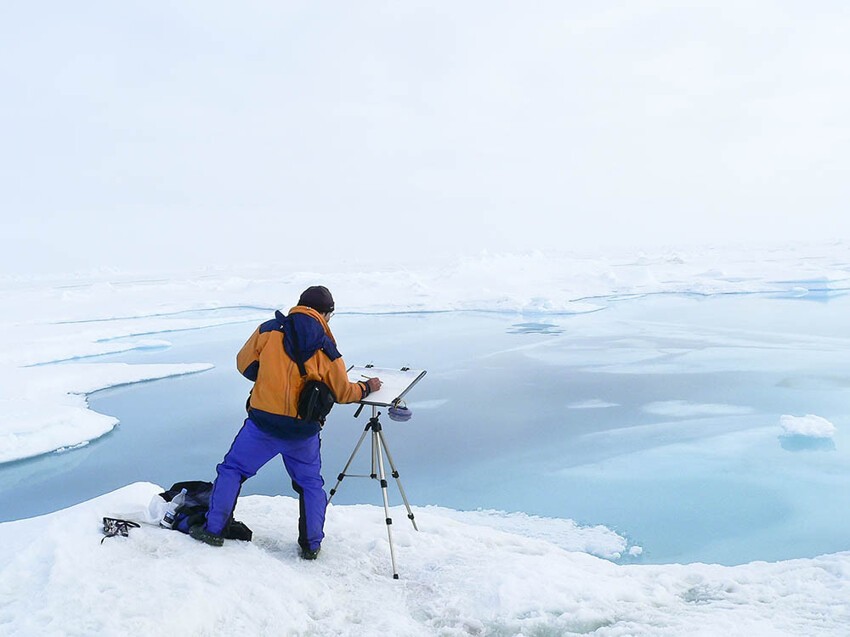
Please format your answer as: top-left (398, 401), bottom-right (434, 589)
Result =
top-left (347, 366), bottom-right (426, 407)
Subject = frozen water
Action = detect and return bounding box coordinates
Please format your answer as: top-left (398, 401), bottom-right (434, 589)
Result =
top-left (642, 401), bottom-right (754, 417)
top-left (568, 399), bottom-right (620, 409)
top-left (1, 291), bottom-right (848, 565)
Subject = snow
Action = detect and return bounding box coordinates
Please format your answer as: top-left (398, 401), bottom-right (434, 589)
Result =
top-left (1, 483), bottom-right (849, 636)
top-left (780, 414), bottom-right (837, 439)
top-left (2, 243), bottom-right (850, 634)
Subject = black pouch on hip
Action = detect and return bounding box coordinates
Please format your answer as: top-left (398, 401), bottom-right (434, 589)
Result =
top-left (297, 380), bottom-right (336, 423)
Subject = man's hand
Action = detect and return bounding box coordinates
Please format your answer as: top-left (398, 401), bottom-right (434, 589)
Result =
top-left (366, 376), bottom-right (382, 392)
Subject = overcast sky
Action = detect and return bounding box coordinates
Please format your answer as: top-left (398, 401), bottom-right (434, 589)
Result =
top-left (2, 1), bottom-right (849, 275)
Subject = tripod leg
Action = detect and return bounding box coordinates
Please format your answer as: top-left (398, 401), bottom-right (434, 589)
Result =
top-left (328, 423), bottom-right (371, 503)
top-left (370, 429), bottom-right (379, 480)
top-left (377, 431), bottom-right (419, 531)
top-left (374, 438), bottom-right (400, 579)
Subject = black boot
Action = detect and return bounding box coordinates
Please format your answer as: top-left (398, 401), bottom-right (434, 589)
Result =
top-left (190, 525), bottom-right (224, 547)
top-left (299, 546), bottom-right (321, 560)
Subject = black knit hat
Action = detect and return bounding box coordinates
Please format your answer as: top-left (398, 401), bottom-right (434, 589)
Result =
top-left (298, 286), bottom-right (335, 314)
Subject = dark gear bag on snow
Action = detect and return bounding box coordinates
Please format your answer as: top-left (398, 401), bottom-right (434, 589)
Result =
top-left (288, 319), bottom-right (336, 424)
top-left (159, 481), bottom-right (253, 541)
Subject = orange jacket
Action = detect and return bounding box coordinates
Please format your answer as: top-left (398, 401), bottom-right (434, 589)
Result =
top-left (237, 306), bottom-right (367, 435)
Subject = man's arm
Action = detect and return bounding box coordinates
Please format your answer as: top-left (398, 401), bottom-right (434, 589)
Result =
top-left (236, 328), bottom-right (262, 381)
top-left (324, 357), bottom-right (381, 404)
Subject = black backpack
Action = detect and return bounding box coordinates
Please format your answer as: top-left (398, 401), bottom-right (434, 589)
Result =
top-left (159, 481), bottom-right (253, 541)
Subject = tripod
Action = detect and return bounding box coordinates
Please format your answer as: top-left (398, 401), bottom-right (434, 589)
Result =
top-left (328, 404), bottom-right (418, 579)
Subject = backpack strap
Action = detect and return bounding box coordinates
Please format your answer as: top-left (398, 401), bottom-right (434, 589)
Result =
top-left (286, 317), bottom-right (309, 378)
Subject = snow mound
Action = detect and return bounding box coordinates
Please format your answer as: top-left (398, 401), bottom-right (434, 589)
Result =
top-left (422, 506), bottom-right (639, 560)
top-left (1, 483), bottom-right (849, 636)
top-left (780, 414), bottom-right (837, 439)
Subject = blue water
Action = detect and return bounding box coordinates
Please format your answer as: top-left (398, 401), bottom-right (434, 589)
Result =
top-left (2, 292), bottom-right (850, 565)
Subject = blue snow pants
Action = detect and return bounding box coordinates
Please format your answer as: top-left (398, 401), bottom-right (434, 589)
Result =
top-left (204, 418), bottom-right (326, 550)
